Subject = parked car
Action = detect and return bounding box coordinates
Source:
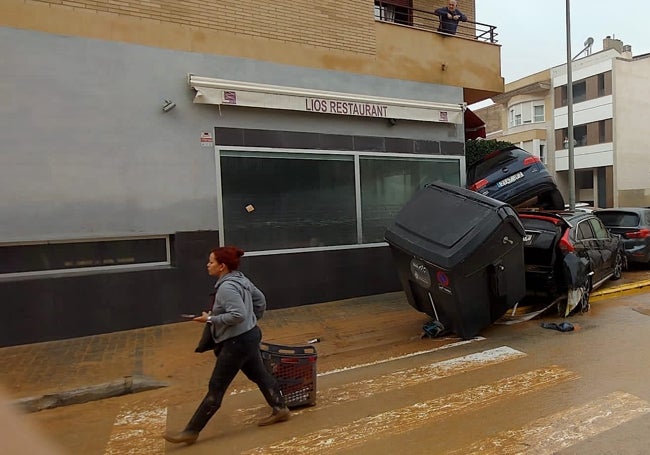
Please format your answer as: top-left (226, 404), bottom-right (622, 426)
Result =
top-left (467, 145), bottom-right (564, 210)
top-left (594, 207), bottom-right (650, 265)
top-left (565, 203), bottom-right (596, 213)
top-left (517, 210), bottom-right (625, 316)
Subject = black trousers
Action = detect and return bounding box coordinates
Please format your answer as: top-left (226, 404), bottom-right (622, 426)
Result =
top-left (185, 325), bottom-right (285, 433)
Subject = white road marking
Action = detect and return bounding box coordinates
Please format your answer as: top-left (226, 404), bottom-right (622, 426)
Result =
top-left (232, 346), bottom-right (525, 425)
top-left (447, 391), bottom-right (650, 454)
top-left (229, 336), bottom-right (485, 395)
top-left (319, 337), bottom-right (487, 376)
top-left (243, 366), bottom-right (577, 454)
top-left (104, 405), bottom-right (167, 455)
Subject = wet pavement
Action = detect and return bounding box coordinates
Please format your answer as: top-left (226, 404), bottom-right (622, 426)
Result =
top-left (1, 267), bottom-right (649, 405)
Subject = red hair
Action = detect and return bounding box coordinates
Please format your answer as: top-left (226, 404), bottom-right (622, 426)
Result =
top-left (211, 246), bottom-right (245, 271)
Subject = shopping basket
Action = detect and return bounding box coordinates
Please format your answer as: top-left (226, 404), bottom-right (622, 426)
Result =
top-left (260, 342), bottom-right (317, 408)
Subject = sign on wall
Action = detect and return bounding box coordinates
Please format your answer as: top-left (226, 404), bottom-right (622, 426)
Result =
top-left (188, 75), bottom-right (463, 124)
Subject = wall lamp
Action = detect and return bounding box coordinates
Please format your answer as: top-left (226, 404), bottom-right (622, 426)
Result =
top-left (162, 99), bottom-right (176, 112)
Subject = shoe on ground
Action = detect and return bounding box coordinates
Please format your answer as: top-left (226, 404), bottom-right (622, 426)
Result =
top-left (257, 407), bottom-right (291, 426)
top-left (163, 430), bottom-right (199, 445)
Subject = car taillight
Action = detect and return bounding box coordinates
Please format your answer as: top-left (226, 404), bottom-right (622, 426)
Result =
top-left (469, 178), bottom-right (489, 191)
top-left (625, 228), bottom-right (650, 239)
top-left (523, 156), bottom-right (541, 166)
top-left (558, 229), bottom-right (575, 253)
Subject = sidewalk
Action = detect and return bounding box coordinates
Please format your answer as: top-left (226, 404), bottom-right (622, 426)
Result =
top-left (0, 292), bottom-right (429, 404)
top-left (2, 275), bottom-right (650, 407)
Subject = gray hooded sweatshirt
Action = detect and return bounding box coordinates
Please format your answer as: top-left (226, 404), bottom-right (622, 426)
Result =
top-left (207, 271), bottom-right (266, 344)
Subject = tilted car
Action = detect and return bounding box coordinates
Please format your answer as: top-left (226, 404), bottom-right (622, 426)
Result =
top-left (595, 207), bottom-right (650, 265)
top-left (517, 210), bottom-right (625, 316)
top-left (467, 145), bottom-right (564, 210)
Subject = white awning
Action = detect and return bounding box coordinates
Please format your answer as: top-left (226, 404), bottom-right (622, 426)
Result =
top-left (188, 74), bottom-right (463, 124)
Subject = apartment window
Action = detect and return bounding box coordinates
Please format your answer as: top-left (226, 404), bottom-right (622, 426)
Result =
top-left (539, 143), bottom-right (546, 164)
top-left (509, 101), bottom-right (545, 127)
top-left (374, 1), bottom-right (412, 25)
top-left (572, 81), bottom-right (587, 103)
top-left (574, 124), bottom-right (588, 146)
top-left (218, 149), bottom-right (461, 251)
top-left (0, 236), bottom-right (170, 277)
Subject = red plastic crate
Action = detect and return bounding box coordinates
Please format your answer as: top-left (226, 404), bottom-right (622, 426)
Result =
top-left (260, 342), bottom-right (317, 408)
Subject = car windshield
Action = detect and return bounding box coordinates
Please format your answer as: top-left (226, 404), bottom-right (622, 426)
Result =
top-left (596, 211), bottom-right (640, 227)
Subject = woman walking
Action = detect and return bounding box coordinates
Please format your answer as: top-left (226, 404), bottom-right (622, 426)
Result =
top-left (164, 246), bottom-right (290, 445)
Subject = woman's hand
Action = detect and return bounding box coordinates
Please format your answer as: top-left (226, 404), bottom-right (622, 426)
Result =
top-left (193, 311), bottom-right (210, 323)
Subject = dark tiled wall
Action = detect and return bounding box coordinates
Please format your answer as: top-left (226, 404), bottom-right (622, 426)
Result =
top-left (0, 230), bottom-right (401, 346)
top-left (213, 127), bottom-right (464, 156)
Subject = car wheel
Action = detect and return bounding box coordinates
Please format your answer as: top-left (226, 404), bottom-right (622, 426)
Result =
top-left (612, 251), bottom-right (623, 280)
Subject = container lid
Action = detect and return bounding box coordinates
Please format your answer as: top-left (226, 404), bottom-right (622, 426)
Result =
top-left (385, 182), bottom-right (524, 269)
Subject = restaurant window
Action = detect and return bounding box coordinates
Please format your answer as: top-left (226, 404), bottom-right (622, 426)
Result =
top-left (359, 156), bottom-right (460, 243)
top-left (218, 149), bottom-right (461, 251)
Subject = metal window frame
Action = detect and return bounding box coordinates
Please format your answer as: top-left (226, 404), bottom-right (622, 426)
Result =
top-left (215, 146), bottom-right (464, 256)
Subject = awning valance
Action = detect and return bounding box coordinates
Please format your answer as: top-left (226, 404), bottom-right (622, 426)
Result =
top-left (464, 107), bottom-right (486, 140)
top-left (188, 75), bottom-right (463, 124)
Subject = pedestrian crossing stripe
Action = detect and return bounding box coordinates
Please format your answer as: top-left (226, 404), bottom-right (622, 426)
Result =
top-left (232, 346), bottom-right (526, 426)
top-left (242, 366), bottom-right (578, 454)
top-left (229, 336), bottom-right (486, 395)
top-left (104, 405), bottom-right (166, 455)
top-left (447, 391), bottom-right (650, 454)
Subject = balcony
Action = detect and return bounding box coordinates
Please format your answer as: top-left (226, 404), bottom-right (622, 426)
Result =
top-left (373, 1), bottom-right (503, 104)
top-left (374, 1), bottom-right (498, 43)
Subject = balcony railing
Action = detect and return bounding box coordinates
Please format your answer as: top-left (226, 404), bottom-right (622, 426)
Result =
top-left (374, 1), bottom-right (498, 44)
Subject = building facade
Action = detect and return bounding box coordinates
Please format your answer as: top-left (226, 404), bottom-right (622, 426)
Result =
top-left (479, 37), bottom-right (650, 209)
top-left (0, 0), bottom-right (502, 346)
top-left (480, 69), bottom-right (552, 166)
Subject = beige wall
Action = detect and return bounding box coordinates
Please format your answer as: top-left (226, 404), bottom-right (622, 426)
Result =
top-left (1, 0), bottom-right (501, 104)
top-left (613, 56), bottom-right (650, 206)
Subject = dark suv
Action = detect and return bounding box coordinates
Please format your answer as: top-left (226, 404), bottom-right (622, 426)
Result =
top-left (595, 207), bottom-right (650, 265)
top-left (467, 146), bottom-right (564, 210)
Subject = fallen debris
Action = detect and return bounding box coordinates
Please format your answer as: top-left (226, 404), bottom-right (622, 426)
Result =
top-left (540, 322), bottom-right (575, 332)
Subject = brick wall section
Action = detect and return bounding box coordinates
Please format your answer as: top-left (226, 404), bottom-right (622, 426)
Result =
top-left (31, 0), bottom-right (378, 54)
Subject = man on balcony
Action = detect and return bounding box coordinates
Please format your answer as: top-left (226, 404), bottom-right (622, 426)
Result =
top-left (435, 0), bottom-right (467, 35)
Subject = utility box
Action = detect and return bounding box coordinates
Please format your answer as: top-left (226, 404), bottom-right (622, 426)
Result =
top-left (385, 182), bottom-right (526, 339)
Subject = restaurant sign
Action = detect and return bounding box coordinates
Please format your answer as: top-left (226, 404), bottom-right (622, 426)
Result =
top-left (188, 75), bottom-right (462, 124)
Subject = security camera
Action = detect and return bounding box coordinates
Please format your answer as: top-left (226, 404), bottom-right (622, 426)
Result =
top-left (162, 100), bottom-right (176, 112)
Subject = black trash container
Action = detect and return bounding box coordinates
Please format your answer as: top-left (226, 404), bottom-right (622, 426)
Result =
top-left (385, 182), bottom-right (526, 339)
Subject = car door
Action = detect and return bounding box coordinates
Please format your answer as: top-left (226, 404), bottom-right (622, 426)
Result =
top-left (575, 220), bottom-right (605, 283)
top-left (589, 217), bottom-right (617, 276)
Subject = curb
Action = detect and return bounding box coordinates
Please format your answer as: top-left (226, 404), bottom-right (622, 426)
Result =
top-left (12, 375), bottom-right (168, 413)
top-left (590, 279), bottom-right (650, 301)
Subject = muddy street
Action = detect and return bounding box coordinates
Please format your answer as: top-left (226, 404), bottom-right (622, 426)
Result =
top-left (4, 268), bottom-right (650, 454)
